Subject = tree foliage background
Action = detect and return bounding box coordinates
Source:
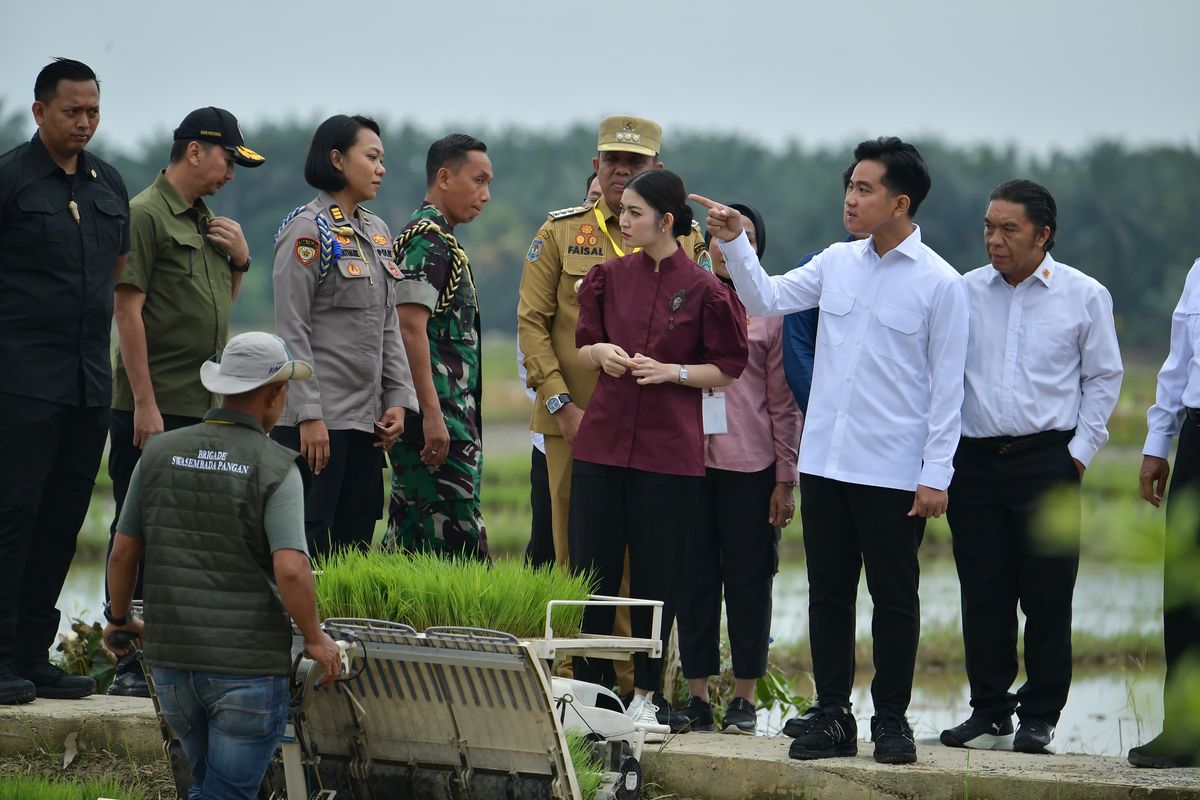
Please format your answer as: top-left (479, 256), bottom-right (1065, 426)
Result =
top-left (3, 103), bottom-right (1196, 354)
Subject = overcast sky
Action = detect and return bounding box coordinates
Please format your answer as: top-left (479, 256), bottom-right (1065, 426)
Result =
top-left (3, 0), bottom-right (1197, 157)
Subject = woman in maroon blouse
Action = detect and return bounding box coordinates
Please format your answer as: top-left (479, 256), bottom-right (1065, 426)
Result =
top-left (571, 169), bottom-right (749, 729)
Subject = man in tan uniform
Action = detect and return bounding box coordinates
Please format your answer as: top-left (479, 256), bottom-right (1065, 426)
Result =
top-left (517, 116), bottom-right (708, 702)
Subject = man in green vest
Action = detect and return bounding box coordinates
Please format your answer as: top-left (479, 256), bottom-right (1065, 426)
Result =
top-left (104, 331), bottom-right (340, 799)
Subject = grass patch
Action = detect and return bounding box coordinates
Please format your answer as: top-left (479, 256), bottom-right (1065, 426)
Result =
top-left (314, 550), bottom-right (593, 638)
top-left (565, 732), bottom-right (604, 800)
top-left (0, 775), bottom-right (139, 800)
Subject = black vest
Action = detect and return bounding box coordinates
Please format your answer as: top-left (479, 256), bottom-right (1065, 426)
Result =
top-left (139, 408), bottom-right (306, 675)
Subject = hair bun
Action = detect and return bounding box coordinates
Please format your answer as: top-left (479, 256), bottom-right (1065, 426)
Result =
top-left (672, 204), bottom-right (694, 237)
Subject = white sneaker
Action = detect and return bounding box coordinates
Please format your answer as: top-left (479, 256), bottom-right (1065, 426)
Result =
top-left (628, 696), bottom-right (670, 739)
top-left (624, 693), bottom-right (645, 720)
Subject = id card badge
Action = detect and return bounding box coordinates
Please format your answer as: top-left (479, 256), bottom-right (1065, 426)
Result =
top-left (702, 391), bottom-right (728, 435)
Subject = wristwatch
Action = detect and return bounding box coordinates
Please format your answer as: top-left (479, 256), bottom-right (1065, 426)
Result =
top-left (229, 256), bottom-right (251, 273)
top-left (545, 393), bottom-right (572, 415)
top-left (103, 601), bottom-right (132, 626)
top-left (678, 365), bottom-right (689, 385)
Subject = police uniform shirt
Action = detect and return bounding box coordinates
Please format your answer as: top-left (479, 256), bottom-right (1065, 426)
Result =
top-left (1146, 258), bottom-right (1200, 458)
top-left (0, 133), bottom-right (129, 406)
top-left (719, 226), bottom-right (969, 492)
top-left (962, 253), bottom-right (1123, 465)
top-left (517, 194), bottom-right (709, 435)
top-left (272, 192), bottom-right (417, 432)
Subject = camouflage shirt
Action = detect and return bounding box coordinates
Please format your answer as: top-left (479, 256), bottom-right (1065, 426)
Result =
top-left (394, 202), bottom-right (481, 442)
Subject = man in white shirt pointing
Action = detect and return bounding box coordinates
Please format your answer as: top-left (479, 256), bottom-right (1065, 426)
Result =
top-left (696, 136), bottom-right (969, 766)
top-left (939, 180), bottom-right (1122, 756)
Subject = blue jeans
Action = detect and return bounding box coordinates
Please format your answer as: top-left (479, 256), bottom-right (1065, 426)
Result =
top-left (151, 668), bottom-right (288, 800)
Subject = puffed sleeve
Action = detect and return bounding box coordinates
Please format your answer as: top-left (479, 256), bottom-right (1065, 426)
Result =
top-left (575, 261), bottom-right (609, 347)
top-left (272, 212), bottom-right (324, 421)
top-left (701, 281), bottom-right (750, 379)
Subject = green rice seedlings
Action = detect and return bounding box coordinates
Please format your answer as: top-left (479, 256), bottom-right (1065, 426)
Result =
top-left (314, 550), bottom-right (593, 638)
top-left (565, 731), bottom-right (604, 800)
top-left (0, 775), bottom-right (141, 800)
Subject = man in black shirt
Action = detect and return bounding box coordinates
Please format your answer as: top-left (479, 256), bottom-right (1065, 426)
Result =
top-left (0, 58), bottom-right (130, 704)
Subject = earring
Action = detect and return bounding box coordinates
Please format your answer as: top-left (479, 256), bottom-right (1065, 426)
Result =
top-left (660, 226), bottom-right (665, 233)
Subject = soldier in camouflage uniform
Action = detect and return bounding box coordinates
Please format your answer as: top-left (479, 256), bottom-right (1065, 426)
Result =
top-left (385, 134), bottom-right (494, 559)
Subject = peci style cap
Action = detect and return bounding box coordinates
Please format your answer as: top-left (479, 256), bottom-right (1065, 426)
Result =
top-left (597, 115), bottom-right (661, 157)
top-left (200, 332), bottom-right (312, 396)
top-left (173, 106), bottom-right (265, 167)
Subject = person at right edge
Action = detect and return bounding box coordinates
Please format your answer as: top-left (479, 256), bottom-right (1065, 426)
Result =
top-left (1133, 254), bottom-right (1200, 768)
top-left (698, 137), bottom-right (969, 765)
top-left (939, 180), bottom-right (1122, 755)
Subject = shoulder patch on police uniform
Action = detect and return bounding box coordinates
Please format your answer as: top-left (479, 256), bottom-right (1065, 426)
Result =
top-left (528, 238), bottom-right (544, 262)
top-left (548, 205), bottom-right (587, 220)
top-left (329, 204), bottom-right (346, 224)
top-left (697, 250), bottom-right (713, 273)
top-left (294, 237), bottom-right (319, 266)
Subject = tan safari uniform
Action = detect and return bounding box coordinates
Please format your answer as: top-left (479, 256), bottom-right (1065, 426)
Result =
top-left (273, 191), bottom-right (417, 431)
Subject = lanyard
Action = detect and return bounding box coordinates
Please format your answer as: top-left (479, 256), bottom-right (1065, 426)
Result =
top-left (593, 206), bottom-right (640, 258)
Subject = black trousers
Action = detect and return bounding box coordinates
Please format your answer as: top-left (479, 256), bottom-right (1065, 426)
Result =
top-left (270, 426), bottom-right (382, 559)
top-left (800, 474), bottom-right (925, 718)
top-left (1164, 416), bottom-right (1200, 732)
top-left (946, 433), bottom-right (1080, 725)
top-left (569, 460), bottom-right (701, 692)
top-left (107, 409), bottom-right (203, 601)
top-left (524, 446), bottom-right (555, 568)
top-left (677, 466), bottom-right (779, 680)
top-left (0, 392), bottom-right (109, 665)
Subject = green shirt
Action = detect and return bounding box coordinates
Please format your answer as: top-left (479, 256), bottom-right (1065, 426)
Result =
top-left (394, 202), bottom-right (481, 442)
top-left (112, 172), bottom-right (234, 417)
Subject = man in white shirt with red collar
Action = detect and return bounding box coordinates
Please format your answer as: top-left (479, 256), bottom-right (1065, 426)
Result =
top-left (697, 136), bottom-right (968, 766)
top-left (939, 180), bottom-right (1122, 756)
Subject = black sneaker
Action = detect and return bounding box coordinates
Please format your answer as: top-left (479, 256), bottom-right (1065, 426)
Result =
top-left (18, 661), bottom-right (95, 700)
top-left (1013, 718), bottom-right (1055, 754)
top-left (940, 714), bottom-right (1014, 750)
top-left (783, 705), bottom-right (826, 738)
top-left (107, 653), bottom-right (151, 698)
top-left (674, 696), bottom-right (714, 733)
top-left (1128, 732), bottom-right (1198, 768)
top-left (871, 715), bottom-right (917, 764)
top-left (721, 697), bottom-right (757, 735)
top-left (788, 706), bottom-right (857, 760)
top-left (0, 661), bottom-right (35, 705)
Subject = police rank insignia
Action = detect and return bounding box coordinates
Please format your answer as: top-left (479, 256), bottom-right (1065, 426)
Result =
top-left (294, 237), bottom-right (319, 266)
top-left (329, 204), bottom-right (346, 224)
top-left (1042, 267), bottom-right (1051, 279)
top-left (346, 262), bottom-right (363, 276)
top-left (372, 233), bottom-right (389, 246)
top-left (669, 289), bottom-right (687, 313)
top-left (528, 238), bottom-right (544, 262)
top-left (384, 260), bottom-right (402, 279)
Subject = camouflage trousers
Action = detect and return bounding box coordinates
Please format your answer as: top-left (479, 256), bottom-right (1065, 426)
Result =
top-left (384, 437), bottom-right (488, 560)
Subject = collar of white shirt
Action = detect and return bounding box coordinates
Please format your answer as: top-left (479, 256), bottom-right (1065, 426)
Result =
top-left (856, 224), bottom-right (924, 263)
top-left (983, 252), bottom-right (1058, 288)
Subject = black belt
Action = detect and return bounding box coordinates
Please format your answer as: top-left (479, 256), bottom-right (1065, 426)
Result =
top-left (1186, 408), bottom-right (1200, 426)
top-left (960, 429), bottom-right (1074, 456)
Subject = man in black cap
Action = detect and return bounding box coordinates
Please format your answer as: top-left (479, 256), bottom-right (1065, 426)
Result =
top-left (106, 107), bottom-right (264, 696)
top-left (0, 58), bottom-right (129, 704)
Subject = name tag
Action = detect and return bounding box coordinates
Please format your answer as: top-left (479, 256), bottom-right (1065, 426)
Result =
top-left (702, 392), bottom-right (728, 435)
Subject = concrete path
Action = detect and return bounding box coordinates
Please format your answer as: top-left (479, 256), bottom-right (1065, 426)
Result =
top-left (643, 732), bottom-right (1200, 799)
top-left (2, 696), bottom-right (1199, 799)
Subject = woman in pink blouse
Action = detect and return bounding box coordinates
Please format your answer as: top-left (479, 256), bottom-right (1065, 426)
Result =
top-left (572, 169), bottom-right (749, 730)
top-left (675, 203), bottom-right (802, 734)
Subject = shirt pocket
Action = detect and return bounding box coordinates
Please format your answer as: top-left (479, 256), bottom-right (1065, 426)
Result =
top-left (332, 258), bottom-right (371, 309)
top-left (14, 194), bottom-right (64, 245)
top-left (869, 302), bottom-right (925, 362)
top-left (1032, 320), bottom-right (1079, 366)
top-left (816, 291), bottom-right (855, 347)
top-left (165, 231), bottom-right (205, 280)
top-left (90, 195), bottom-right (128, 254)
top-left (560, 258), bottom-right (595, 308)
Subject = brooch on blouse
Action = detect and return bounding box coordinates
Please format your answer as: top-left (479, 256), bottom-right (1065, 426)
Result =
top-left (668, 289), bottom-right (686, 313)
